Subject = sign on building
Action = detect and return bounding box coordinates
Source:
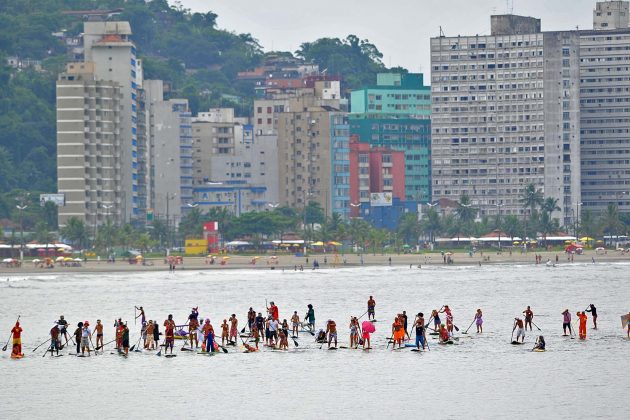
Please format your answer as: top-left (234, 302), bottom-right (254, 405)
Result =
top-left (370, 192), bottom-right (393, 207)
top-left (40, 193), bottom-right (65, 207)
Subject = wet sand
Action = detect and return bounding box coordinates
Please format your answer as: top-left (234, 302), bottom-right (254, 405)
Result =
top-left (3, 249), bottom-right (628, 275)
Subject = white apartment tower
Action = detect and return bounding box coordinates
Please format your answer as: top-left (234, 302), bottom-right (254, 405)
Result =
top-left (431, 15), bottom-right (581, 225)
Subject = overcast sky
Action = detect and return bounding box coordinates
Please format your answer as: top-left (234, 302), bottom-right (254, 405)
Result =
top-left (178, 0), bottom-right (599, 73)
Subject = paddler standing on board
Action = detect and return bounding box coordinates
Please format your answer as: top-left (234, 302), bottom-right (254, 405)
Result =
top-left (523, 306), bottom-right (534, 331)
top-left (163, 315), bottom-right (176, 355)
top-left (391, 315), bottom-right (404, 348)
top-left (10, 320), bottom-right (23, 357)
top-left (326, 319), bottom-right (338, 349)
top-left (513, 318), bottom-right (525, 343)
top-left (188, 313), bottom-right (199, 349)
top-left (268, 301), bottom-right (279, 321)
top-left (202, 319), bottom-right (215, 353)
top-left (94, 320), bottom-right (104, 351)
top-left (50, 323), bottom-right (60, 355)
top-left (440, 305), bottom-right (454, 335)
top-left (577, 311), bottom-right (588, 340)
top-left (415, 313), bottom-right (426, 350)
top-left (367, 296), bottom-right (376, 321)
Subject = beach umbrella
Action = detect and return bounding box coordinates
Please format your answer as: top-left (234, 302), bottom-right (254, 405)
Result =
top-left (73, 258), bottom-right (83, 262)
top-left (580, 236), bottom-right (593, 242)
top-left (402, 244), bottom-right (411, 249)
top-left (253, 256), bottom-right (261, 260)
top-left (55, 256), bottom-right (65, 262)
top-left (32, 259), bottom-right (41, 263)
top-left (327, 241), bottom-right (342, 246)
top-left (135, 255), bottom-right (144, 260)
top-left (513, 241), bottom-right (520, 245)
top-left (222, 256), bottom-right (230, 260)
top-left (57, 248), bottom-right (65, 252)
top-left (2, 258), bottom-right (14, 263)
top-left (362, 321), bottom-right (376, 333)
top-left (311, 241), bottom-right (324, 246)
top-left (64, 257), bottom-right (73, 262)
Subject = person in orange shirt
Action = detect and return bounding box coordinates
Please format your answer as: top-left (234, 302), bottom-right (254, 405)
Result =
top-left (577, 311), bottom-right (588, 340)
top-left (392, 315), bottom-right (404, 348)
top-left (11, 321), bottom-right (23, 357)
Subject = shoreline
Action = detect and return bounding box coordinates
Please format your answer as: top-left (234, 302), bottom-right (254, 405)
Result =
top-left (2, 249), bottom-right (628, 276)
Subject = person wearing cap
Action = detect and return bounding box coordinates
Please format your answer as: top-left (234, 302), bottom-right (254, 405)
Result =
top-left (561, 309), bottom-right (573, 336)
top-left (326, 319), bottom-right (338, 348)
top-left (10, 320), bottom-right (23, 357)
top-left (74, 322), bottom-right (83, 354)
top-left (94, 320), bottom-right (104, 351)
top-left (81, 321), bottom-right (92, 356)
top-left (58, 315), bottom-right (70, 345)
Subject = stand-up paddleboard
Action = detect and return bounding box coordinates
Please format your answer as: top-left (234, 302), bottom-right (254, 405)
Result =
top-left (165, 354), bottom-right (177, 358)
top-left (620, 314), bottom-right (629, 328)
top-left (10, 353), bottom-right (24, 359)
top-left (532, 348), bottom-right (546, 352)
top-left (511, 341), bottom-right (524, 345)
top-left (439, 340), bottom-right (454, 345)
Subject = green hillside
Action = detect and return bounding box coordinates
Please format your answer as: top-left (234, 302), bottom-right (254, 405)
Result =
top-left (0, 0), bottom-right (390, 213)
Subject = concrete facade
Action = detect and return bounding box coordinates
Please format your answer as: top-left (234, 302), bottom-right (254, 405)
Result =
top-left (580, 25), bottom-right (630, 215)
top-left (430, 17), bottom-right (581, 225)
top-left (593, 1), bottom-right (629, 30)
top-left (83, 21), bottom-right (139, 221)
top-left (277, 94), bottom-right (340, 215)
top-left (56, 63), bottom-right (122, 229)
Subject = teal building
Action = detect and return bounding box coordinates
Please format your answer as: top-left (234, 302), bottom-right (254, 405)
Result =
top-left (349, 73), bottom-right (431, 202)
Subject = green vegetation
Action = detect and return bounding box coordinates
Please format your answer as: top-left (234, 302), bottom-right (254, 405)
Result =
top-left (0, 0), bottom-right (392, 193)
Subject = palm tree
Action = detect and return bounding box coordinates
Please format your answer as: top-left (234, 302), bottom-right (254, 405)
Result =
top-left (520, 183), bottom-right (543, 215)
top-left (348, 218), bottom-right (370, 251)
top-left (421, 208), bottom-right (441, 243)
top-left (541, 197), bottom-right (561, 219)
top-left (396, 213), bottom-right (420, 245)
top-left (539, 211), bottom-right (559, 247)
top-left (502, 215), bottom-right (521, 241)
top-left (60, 217), bottom-right (88, 249)
top-left (599, 203), bottom-right (623, 242)
top-left (456, 194), bottom-right (477, 224)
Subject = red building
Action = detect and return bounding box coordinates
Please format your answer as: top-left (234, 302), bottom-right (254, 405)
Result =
top-left (348, 136), bottom-right (406, 217)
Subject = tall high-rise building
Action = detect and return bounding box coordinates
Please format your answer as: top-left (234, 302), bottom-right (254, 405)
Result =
top-left (83, 21), bottom-right (140, 221)
top-left (430, 16), bottom-right (581, 225)
top-left (349, 73), bottom-right (432, 202)
top-left (277, 94), bottom-right (342, 215)
top-left (56, 62), bottom-right (122, 229)
top-left (579, 1), bottom-right (630, 216)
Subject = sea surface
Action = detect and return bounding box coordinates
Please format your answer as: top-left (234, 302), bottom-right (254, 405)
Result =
top-left (0, 263), bottom-right (628, 419)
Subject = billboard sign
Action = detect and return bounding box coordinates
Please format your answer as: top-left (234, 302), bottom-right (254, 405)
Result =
top-left (40, 193), bottom-right (65, 207)
top-left (370, 192), bottom-right (393, 207)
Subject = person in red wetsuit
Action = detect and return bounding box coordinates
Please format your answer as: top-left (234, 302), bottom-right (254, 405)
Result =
top-left (577, 311), bottom-right (588, 340)
top-left (11, 321), bottom-right (23, 356)
top-left (268, 302), bottom-right (279, 321)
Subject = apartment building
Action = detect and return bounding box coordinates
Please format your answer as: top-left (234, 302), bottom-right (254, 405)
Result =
top-left (56, 62), bottom-right (122, 229)
top-left (430, 15), bottom-right (581, 225)
top-left (579, 1), bottom-right (630, 216)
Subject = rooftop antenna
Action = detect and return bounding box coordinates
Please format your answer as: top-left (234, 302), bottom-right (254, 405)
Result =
top-left (439, 26), bottom-right (445, 37)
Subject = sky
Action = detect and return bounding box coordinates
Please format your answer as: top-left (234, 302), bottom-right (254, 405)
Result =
top-left (178, 0), bottom-right (599, 73)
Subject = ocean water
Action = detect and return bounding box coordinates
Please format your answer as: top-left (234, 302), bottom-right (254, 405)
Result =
top-left (0, 263), bottom-right (628, 419)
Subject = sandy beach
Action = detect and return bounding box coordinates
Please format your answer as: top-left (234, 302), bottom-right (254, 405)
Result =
top-left (3, 249), bottom-right (628, 275)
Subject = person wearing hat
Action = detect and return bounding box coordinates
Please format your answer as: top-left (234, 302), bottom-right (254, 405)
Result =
top-left (58, 315), bottom-right (70, 345)
top-left (73, 322), bottom-right (83, 354)
top-left (81, 321), bottom-right (92, 356)
top-left (561, 309), bottom-right (573, 336)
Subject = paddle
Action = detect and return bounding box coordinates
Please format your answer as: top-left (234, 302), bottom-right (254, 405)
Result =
top-left (531, 321), bottom-right (542, 331)
top-left (88, 335), bottom-right (98, 356)
top-left (531, 337), bottom-right (539, 352)
top-left (129, 334), bottom-right (143, 352)
top-left (2, 315), bottom-right (19, 351)
top-left (156, 338), bottom-right (166, 356)
top-left (32, 337), bottom-right (51, 352)
top-left (356, 310), bottom-right (369, 321)
top-left (96, 338), bottom-right (116, 351)
top-left (463, 318), bottom-right (476, 334)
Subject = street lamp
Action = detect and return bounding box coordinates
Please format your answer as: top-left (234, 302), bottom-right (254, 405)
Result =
top-left (16, 203), bottom-right (28, 263)
top-left (187, 203), bottom-right (199, 209)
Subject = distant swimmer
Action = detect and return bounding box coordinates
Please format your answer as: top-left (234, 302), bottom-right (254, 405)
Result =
top-left (562, 309), bottom-right (573, 337)
top-left (577, 311), bottom-right (588, 340)
top-left (367, 296), bottom-right (376, 321)
top-left (523, 306), bottom-right (534, 331)
top-left (513, 318), bottom-right (525, 343)
top-left (586, 304), bottom-right (597, 329)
